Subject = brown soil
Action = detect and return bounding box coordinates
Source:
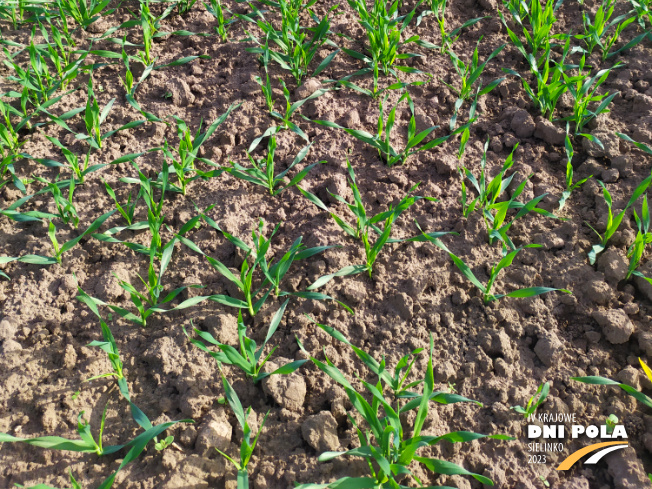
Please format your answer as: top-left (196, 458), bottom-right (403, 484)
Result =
top-left (1, 0), bottom-right (652, 487)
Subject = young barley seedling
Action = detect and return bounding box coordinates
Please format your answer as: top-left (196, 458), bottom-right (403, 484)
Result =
top-left (55, 0), bottom-right (114, 28)
top-left (242, 0), bottom-right (338, 84)
top-left (577, 0), bottom-right (639, 60)
top-left (501, 0), bottom-right (564, 66)
top-left (34, 176), bottom-right (79, 227)
top-left (254, 40), bottom-right (275, 113)
top-left (416, 0), bottom-right (485, 54)
top-left (0, 209), bottom-right (115, 267)
top-left (249, 77), bottom-right (330, 151)
top-left (562, 56), bottom-right (621, 136)
top-left (502, 33), bottom-right (574, 119)
top-left (102, 179), bottom-right (140, 225)
top-left (178, 217), bottom-right (341, 315)
top-left (295, 331), bottom-right (512, 487)
top-left (459, 139), bottom-right (558, 249)
top-left (618, 132), bottom-right (652, 156)
top-left (626, 195), bottom-right (652, 280)
top-left (216, 369), bottom-right (269, 489)
top-left (444, 39), bottom-right (505, 128)
top-left (511, 381), bottom-right (550, 418)
top-left (163, 103), bottom-right (240, 195)
top-left (558, 129), bottom-right (592, 211)
top-left (225, 137), bottom-right (322, 196)
top-left (587, 173), bottom-right (652, 264)
top-left (300, 157), bottom-right (451, 279)
top-left (343, 0), bottom-right (428, 92)
top-left (0, 410), bottom-right (190, 489)
top-left (185, 299), bottom-right (307, 383)
top-left (573, 357), bottom-right (652, 410)
top-left (40, 136), bottom-right (95, 184)
top-left (416, 228), bottom-right (570, 303)
top-left (46, 77), bottom-right (146, 151)
top-left (309, 89), bottom-right (469, 166)
top-left (204, 0), bottom-right (235, 41)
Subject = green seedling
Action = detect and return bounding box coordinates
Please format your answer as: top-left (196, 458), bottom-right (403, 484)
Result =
top-left (261, 231), bottom-right (337, 296)
top-left (309, 90), bottom-right (468, 166)
top-left (1, 209), bottom-right (114, 268)
top-left (34, 176), bottom-right (79, 227)
top-left (224, 137), bottom-right (321, 196)
top-left (78, 266), bottom-right (205, 328)
top-left (573, 357), bottom-right (652, 410)
top-left (249, 77), bottom-right (330, 151)
top-left (502, 30), bottom-right (575, 119)
top-left (587, 173), bottom-right (652, 264)
top-left (628, 0), bottom-right (651, 27)
top-left (416, 0), bottom-right (485, 54)
top-left (511, 381), bottom-right (550, 418)
top-left (185, 299), bottom-right (307, 383)
top-left (154, 435), bottom-right (174, 450)
top-left (618, 132), bottom-right (652, 156)
top-left (120, 42), bottom-right (154, 97)
top-left (2, 39), bottom-right (65, 108)
top-left (178, 217), bottom-right (340, 315)
top-left (175, 0), bottom-right (198, 15)
top-left (132, 0), bottom-right (178, 66)
top-left (299, 158), bottom-right (445, 278)
top-left (205, 0), bottom-right (235, 41)
top-left (417, 230), bottom-right (570, 303)
top-left (0, 191), bottom-right (59, 224)
top-left (0, 410), bottom-right (190, 489)
top-left (309, 317), bottom-right (428, 398)
top-left (85, 243), bottom-right (201, 327)
top-left (38, 137), bottom-right (98, 184)
top-left (76, 286), bottom-right (154, 433)
top-left (343, 0), bottom-right (424, 87)
top-left (559, 130), bottom-right (592, 211)
top-left (15, 469), bottom-right (82, 489)
top-left (563, 56), bottom-right (621, 135)
top-left (103, 179), bottom-right (140, 225)
top-left (47, 78), bottom-right (145, 151)
top-left (163, 103), bottom-right (240, 194)
top-left (445, 40), bottom-right (505, 128)
top-left (255, 41), bottom-right (274, 113)
top-left (36, 19), bottom-right (82, 89)
top-left (0, 152), bottom-right (25, 195)
top-left (91, 201), bottom-right (214, 327)
top-left (575, 358), bottom-right (652, 484)
top-left (501, 0), bottom-right (564, 65)
top-left (296, 332), bottom-right (512, 488)
top-left (242, 0), bottom-right (338, 84)
top-left (605, 414), bottom-right (619, 434)
top-left (217, 369), bottom-right (269, 489)
top-left (94, 158), bottom-right (176, 258)
top-left (0, 0), bottom-right (51, 28)
top-left (55, 0), bottom-right (114, 28)
top-left (626, 195), bottom-right (652, 280)
top-left (459, 139), bottom-right (558, 248)
top-left (0, 100), bottom-right (24, 155)
top-left (577, 0), bottom-right (639, 60)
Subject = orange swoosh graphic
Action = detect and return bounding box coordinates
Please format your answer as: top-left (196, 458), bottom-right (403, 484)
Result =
top-left (557, 441), bottom-right (629, 470)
